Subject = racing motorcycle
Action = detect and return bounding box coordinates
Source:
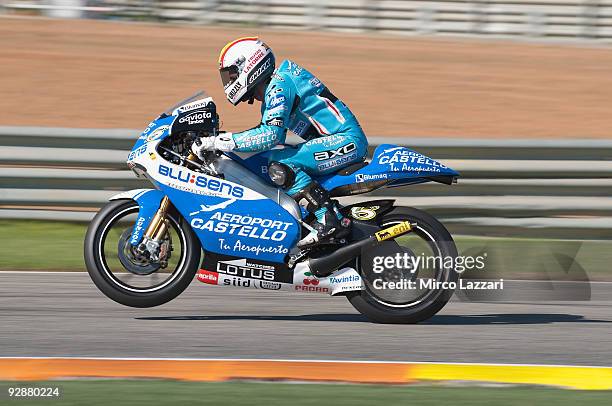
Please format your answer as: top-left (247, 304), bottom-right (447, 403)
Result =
top-left (84, 92), bottom-right (460, 323)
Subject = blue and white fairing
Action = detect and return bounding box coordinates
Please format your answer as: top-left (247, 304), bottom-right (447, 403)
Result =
top-left (128, 117), bottom-right (174, 159)
top-left (320, 144), bottom-right (459, 191)
top-left (121, 97), bottom-right (300, 264)
top-left (153, 160), bottom-right (299, 263)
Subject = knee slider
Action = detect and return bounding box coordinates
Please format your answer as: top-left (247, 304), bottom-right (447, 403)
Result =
top-left (268, 162), bottom-right (296, 189)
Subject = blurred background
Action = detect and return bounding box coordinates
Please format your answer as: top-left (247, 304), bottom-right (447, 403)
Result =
top-left (1, 1), bottom-right (611, 285)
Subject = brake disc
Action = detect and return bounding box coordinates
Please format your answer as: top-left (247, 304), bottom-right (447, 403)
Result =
top-left (117, 228), bottom-right (161, 276)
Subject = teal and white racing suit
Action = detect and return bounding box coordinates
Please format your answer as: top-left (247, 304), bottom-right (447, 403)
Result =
top-left (230, 59), bottom-right (368, 196)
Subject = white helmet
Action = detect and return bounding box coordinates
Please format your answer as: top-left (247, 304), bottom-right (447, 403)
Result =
top-left (218, 37), bottom-right (276, 106)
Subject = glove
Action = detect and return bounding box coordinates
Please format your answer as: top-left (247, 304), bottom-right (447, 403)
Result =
top-left (213, 133), bottom-right (236, 152)
top-left (191, 133), bottom-right (235, 159)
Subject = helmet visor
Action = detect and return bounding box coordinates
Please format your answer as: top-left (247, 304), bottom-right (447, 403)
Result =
top-left (220, 65), bottom-right (240, 89)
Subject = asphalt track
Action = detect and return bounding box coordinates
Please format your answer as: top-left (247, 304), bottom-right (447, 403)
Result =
top-left (1, 273), bottom-right (611, 366)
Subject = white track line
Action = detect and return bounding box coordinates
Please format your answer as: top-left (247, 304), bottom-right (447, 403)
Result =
top-left (0, 356), bottom-right (608, 369)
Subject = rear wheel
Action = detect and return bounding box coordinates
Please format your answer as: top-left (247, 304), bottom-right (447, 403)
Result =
top-left (347, 206), bottom-right (458, 323)
top-left (84, 199), bottom-right (201, 307)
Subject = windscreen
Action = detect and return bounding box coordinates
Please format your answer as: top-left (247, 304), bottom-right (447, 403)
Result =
top-left (161, 90), bottom-right (210, 116)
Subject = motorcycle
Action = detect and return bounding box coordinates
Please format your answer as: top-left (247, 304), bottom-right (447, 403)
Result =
top-left (84, 91), bottom-right (460, 323)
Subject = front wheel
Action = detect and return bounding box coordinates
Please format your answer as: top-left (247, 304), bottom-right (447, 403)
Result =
top-left (84, 199), bottom-right (201, 308)
top-left (347, 206), bottom-right (458, 323)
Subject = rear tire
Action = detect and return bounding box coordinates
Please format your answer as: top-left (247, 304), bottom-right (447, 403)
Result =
top-left (84, 199), bottom-right (201, 308)
top-left (346, 206), bottom-right (458, 323)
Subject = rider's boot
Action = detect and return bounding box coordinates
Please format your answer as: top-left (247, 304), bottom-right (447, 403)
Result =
top-left (293, 182), bottom-right (351, 248)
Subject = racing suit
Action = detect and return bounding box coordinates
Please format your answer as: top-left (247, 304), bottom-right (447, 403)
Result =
top-left (230, 60), bottom-right (368, 244)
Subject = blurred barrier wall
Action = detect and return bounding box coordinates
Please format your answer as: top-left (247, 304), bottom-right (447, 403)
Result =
top-left (3, 0), bottom-right (612, 42)
top-left (1, 126), bottom-right (611, 239)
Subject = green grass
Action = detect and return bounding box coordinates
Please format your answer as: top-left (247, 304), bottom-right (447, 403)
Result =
top-left (0, 220), bottom-right (610, 280)
top-left (0, 220), bottom-right (87, 270)
top-left (453, 235), bottom-right (612, 281)
top-left (1, 381), bottom-right (611, 406)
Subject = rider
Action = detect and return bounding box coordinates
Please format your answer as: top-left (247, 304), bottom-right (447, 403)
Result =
top-left (192, 37), bottom-right (368, 247)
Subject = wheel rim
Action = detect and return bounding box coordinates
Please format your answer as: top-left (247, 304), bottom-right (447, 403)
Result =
top-left (358, 220), bottom-right (451, 308)
top-left (96, 205), bottom-right (188, 293)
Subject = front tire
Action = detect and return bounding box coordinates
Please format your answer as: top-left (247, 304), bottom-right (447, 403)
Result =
top-left (347, 206), bottom-right (458, 323)
top-left (84, 199), bottom-right (201, 308)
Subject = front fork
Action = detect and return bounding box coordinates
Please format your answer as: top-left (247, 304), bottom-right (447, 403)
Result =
top-left (137, 151), bottom-right (198, 249)
top-left (137, 196), bottom-right (171, 265)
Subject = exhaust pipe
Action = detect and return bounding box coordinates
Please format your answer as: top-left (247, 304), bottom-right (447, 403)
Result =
top-left (308, 221), bottom-right (412, 277)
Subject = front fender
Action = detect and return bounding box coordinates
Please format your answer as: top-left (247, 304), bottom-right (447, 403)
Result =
top-left (109, 189), bottom-right (166, 246)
